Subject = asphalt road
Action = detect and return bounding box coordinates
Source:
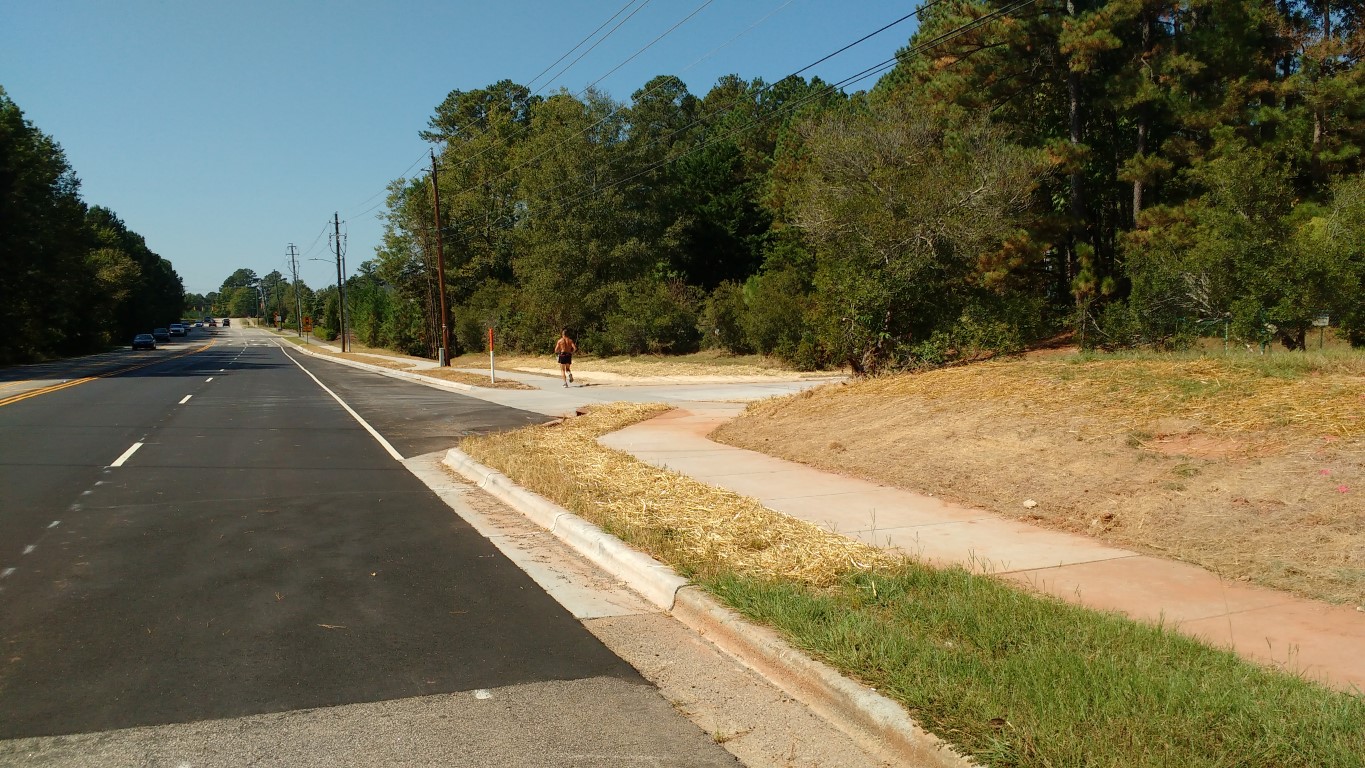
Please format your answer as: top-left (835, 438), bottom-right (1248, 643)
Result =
top-left (0, 328), bottom-right (737, 765)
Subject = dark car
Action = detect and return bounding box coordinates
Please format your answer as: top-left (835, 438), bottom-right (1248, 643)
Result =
top-left (132, 333), bottom-right (156, 350)
top-left (222, 318), bottom-right (230, 327)
top-left (152, 327), bottom-right (171, 342)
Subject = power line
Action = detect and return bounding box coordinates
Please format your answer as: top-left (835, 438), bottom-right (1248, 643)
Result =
top-left (532, 0), bottom-right (656, 96)
top-left (526, 0), bottom-right (649, 91)
top-left (577, 0), bottom-right (715, 96)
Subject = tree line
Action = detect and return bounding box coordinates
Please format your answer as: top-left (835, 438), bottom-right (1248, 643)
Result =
top-left (1, 87), bottom-right (185, 364)
top-left (245, 1), bottom-right (1365, 370)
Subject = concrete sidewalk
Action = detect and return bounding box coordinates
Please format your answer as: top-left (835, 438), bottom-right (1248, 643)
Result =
top-left (277, 332), bottom-right (1365, 695)
top-left (601, 406), bottom-right (1365, 695)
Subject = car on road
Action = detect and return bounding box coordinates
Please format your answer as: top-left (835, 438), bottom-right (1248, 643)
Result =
top-left (222, 318), bottom-right (230, 327)
top-left (193, 321), bottom-right (203, 328)
top-left (169, 324), bottom-right (187, 337)
top-left (132, 333), bottom-right (156, 350)
top-left (207, 319), bottom-right (218, 326)
top-left (152, 327), bottom-right (171, 343)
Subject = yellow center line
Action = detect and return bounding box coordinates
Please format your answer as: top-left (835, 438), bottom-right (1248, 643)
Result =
top-left (0, 342), bottom-right (216, 408)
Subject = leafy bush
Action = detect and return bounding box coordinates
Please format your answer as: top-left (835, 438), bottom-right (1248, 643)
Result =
top-left (598, 279), bottom-right (702, 355)
top-left (698, 281), bottom-right (751, 353)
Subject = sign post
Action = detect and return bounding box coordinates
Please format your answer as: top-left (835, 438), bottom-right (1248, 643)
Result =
top-left (488, 327), bottom-right (496, 384)
top-left (1313, 313), bottom-right (1330, 350)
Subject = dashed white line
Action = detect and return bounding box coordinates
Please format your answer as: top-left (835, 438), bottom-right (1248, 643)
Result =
top-left (110, 442), bottom-right (144, 468)
top-left (48, 520), bottom-right (60, 528)
top-left (179, 395), bottom-right (192, 404)
top-left (22, 545), bottom-right (35, 555)
top-left (1, 568), bottom-right (14, 578)
top-left (206, 377), bottom-right (214, 382)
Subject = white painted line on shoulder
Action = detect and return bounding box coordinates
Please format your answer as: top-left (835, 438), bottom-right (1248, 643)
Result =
top-left (48, 520), bottom-right (60, 528)
top-left (179, 395), bottom-right (192, 404)
top-left (1, 568), bottom-right (14, 578)
top-left (110, 442), bottom-right (144, 468)
top-left (279, 347), bottom-right (404, 461)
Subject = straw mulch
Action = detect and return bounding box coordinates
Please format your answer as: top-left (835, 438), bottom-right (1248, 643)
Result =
top-left (461, 402), bottom-right (895, 587)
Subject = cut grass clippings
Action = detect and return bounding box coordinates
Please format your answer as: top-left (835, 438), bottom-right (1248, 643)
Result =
top-left (460, 402), bottom-right (1365, 767)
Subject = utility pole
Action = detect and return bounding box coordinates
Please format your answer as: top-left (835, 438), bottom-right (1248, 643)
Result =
top-left (288, 243), bottom-right (303, 338)
top-left (333, 212), bottom-right (348, 353)
top-left (430, 149), bottom-right (451, 366)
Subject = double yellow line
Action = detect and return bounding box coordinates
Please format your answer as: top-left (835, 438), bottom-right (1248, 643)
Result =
top-left (0, 342), bottom-right (215, 408)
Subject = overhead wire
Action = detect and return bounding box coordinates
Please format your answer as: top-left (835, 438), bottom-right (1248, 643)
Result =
top-left (530, 0), bottom-right (653, 94)
top-left (532, 0), bottom-right (656, 96)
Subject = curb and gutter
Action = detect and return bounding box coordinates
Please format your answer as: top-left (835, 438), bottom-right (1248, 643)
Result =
top-left (443, 448), bottom-right (975, 768)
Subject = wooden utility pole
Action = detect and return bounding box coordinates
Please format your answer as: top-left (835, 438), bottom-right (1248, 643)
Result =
top-left (430, 150), bottom-right (451, 366)
top-left (334, 212), bottom-right (348, 353)
top-left (288, 243), bottom-right (303, 338)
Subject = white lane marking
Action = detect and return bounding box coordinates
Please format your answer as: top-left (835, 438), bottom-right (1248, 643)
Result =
top-left (110, 442), bottom-right (144, 467)
top-left (206, 377), bottom-right (214, 382)
top-left (279, 347), bottom-right (404, 461)
top-left (179, 395), bottom-right (192, 404)
top-left (23, 545), bottom-right (35, 555)
top-left (48, 520), bottom-right (60, 528)
top-left (1, 568), bottom-right (14, 578)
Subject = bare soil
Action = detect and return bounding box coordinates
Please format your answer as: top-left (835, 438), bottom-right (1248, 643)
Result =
top-left (712, 354), bottom-right (1365, 606)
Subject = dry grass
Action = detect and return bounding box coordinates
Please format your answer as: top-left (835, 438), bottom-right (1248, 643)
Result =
top-left (714, 353), bottom-right (1365, 605)
top-left (417, 367), bottom-right (535, 390)
top-left (451, 350), bottom-right (841, 380)
top-left (275, 338), bottom-right (533, 389)
top-left (461, 402), bottom-right (895, 586)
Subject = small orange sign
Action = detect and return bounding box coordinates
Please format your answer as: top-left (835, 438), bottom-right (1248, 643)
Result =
top-left (302, 316), bottom-right (313, 332)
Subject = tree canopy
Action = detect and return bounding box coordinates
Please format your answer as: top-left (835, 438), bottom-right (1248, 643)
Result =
top-left (1, 87), bottom-right (184, 363)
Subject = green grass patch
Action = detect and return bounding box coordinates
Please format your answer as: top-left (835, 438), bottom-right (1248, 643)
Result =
top-left (704, 568), bottom-right (1365, 767)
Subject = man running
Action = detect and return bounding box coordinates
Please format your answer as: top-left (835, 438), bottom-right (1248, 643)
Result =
top-left (555, 329), bottom-right (577, 387)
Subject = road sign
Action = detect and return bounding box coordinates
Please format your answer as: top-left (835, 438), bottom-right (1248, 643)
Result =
top-left (302, 316), bottom-right (313, 333)
top-left (1313, 313), bottom-right (1330, 327)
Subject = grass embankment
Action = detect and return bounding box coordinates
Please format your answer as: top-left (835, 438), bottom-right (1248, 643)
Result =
top-left (717, 350), bottom-right (1365, 606)
top-left (461, 402), bottom-right (1365, 767)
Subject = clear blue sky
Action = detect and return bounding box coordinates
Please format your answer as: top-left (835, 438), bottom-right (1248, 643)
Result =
top-left (1, 1), bottom-right (919, 295)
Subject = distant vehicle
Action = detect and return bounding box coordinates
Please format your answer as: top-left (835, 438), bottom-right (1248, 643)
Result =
top-left (222, 318), bottom-right (230, 327)
top-left (152, 328), bottom-right (171, 342)
top-left (193, 322), bottom-right (203, 328)
top-left (132, 333), bottom-right (156, 350)
top-left (208, 319), bottom-right (218, 327)
top-left (169, 324), bottom-right (187, 337)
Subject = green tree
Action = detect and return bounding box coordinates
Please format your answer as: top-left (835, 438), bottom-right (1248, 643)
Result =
top-left (782, 96), bottom-right (1048, 372)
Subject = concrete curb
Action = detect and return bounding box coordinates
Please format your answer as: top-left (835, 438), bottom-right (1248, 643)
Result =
top-left (441, 446), bottom-right (975, 768)
top-left (443, 448), bottom-right (688, 611)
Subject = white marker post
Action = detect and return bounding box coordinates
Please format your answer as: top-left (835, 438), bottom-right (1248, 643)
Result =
top-left (488, 327), bottom-right (496, 384)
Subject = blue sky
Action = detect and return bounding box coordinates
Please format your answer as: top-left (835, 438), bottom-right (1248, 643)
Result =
top-left (1, 1), bottom-right (920, 295)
